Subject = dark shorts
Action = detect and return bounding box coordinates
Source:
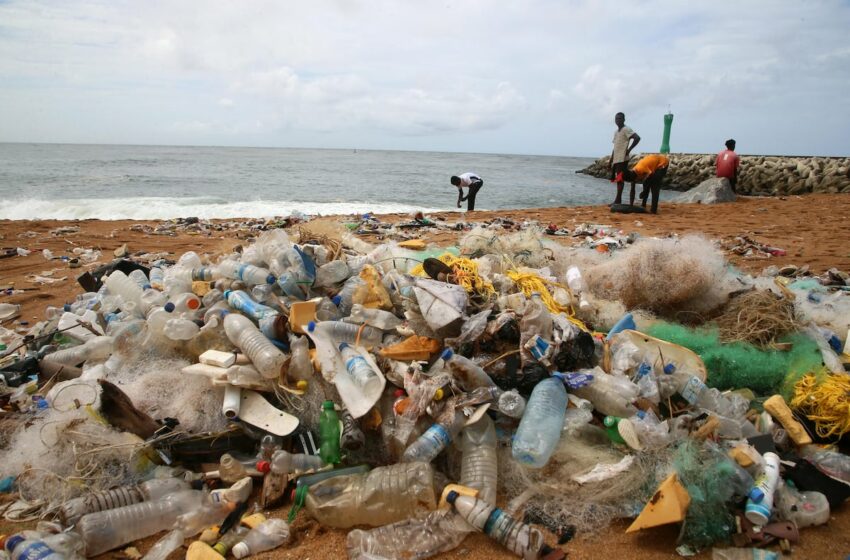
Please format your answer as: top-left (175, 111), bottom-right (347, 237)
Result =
top-left (612, 162), bottom-right (628, 179)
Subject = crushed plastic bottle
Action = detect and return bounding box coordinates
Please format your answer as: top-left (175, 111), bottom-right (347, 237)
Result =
top-left (512, 376), bottom-right (567, 468)
top-left (59, 477), bottom-right (191, 526)
top-left (231, 518), bottom-right (290, 559)
top-left (223, 313), bottom-right (287, 379)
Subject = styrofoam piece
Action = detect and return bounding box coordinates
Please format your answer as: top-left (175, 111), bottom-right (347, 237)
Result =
top-left (199, 349), bottom-right (236, 368)
top-left (182, 362), bottom-right (228, 379)
top-left (239, 390), bottom-right (299, 436)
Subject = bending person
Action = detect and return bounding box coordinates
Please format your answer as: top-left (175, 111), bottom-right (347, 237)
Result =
top-left (625, 154), bottom-right (669, 214)
top-left (450, 172), bottom-right (484, 211)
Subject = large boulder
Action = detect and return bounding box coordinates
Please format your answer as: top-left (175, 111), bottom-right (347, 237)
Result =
top-left (673, 177), bottom-right (736, 204)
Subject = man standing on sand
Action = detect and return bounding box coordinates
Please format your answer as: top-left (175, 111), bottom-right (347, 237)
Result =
top-left (610, 112), bottom-right (641, 205)
top-left (716, 139), bottom-right (740, 192)
top-left (624, 153), bottom-right (669, 214)
top-left (450, 172), bottom-right (483, 211)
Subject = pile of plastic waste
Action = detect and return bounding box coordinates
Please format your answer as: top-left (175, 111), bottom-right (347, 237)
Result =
top-left (0, 222), bottom-right (849, 560)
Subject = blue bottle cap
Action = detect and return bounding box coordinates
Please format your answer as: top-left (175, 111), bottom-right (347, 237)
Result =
top-left (663, 363), bottom-right (676, 375)
top-left (307, 321), bottom-right (317, 332)
top-left (749, 488), bottom-right (765, 503)
top-left (266, 274), bottom-right (276, 284)
top-left (338, 342), bottom-right (350, 351)
top-left (63, 303), bottom-right (71, 312)
top-left (445, 490), bottom-right (459, 504)
top-left (164, 302), bottom-right (175, 313)
top-left (637, 410), bottom-right (646, 420)
top-left (332, 295), bottom-right (342, 306)
top-left (440, 348), bottom-right (453, 360)
top-left (223, 290), bottom-right (232, 299)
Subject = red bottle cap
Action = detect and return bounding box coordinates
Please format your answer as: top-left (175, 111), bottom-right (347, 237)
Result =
top-left (256, 460), bottom-right (270, 474)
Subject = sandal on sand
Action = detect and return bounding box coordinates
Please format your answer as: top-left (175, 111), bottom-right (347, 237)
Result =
top-left (0, 248), bottom-right (16, 259)
top-left (423, 258), bottom-right (453, 281)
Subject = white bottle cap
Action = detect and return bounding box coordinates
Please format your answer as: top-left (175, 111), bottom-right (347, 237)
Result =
top-left (231, 542), bottom-right (249, 559)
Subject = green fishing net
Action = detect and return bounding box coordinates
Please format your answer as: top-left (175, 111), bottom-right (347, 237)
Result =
top-left (646, 323), bottom-right (823, 396)
top-left (673, 440), bottom-right (738, 549)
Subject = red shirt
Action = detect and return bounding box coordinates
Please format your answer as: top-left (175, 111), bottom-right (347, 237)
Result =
top-left (716, 149), bottom-right (740, 178)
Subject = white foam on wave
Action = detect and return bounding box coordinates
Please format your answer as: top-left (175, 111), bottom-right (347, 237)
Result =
top-left (0, 197), bottom-right (453, 221)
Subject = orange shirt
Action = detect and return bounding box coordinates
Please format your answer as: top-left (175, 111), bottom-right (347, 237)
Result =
top-left (632, 154), bottom-right (669, 180)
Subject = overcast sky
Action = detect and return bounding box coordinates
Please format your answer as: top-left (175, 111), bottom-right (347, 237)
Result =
top-left (1, 0), bottom-right (849, 157)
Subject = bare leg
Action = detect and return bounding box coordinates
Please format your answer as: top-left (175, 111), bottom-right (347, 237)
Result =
top-left (629, 182), bottom-right (636, 206)
top-left (614, 182), bottom-right (624, 205)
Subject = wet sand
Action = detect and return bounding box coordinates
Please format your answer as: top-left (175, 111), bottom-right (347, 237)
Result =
top-left (1, 193), bottom-right (850, 559)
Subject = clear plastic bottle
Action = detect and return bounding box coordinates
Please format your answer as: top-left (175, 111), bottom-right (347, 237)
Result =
top-left (519, 293), bottom-right (553, 366)
top-left (460, 415), bottom-right (498, 505)
top-left (339, 343), bottom-right (381, 392)
top-left (202, 288), bottom-right (224, 308)
top-left (270, 450), bottom-right (325, 476)
top-left (163, 318), bottom-right (200, 341)
top-left (442, 349), bottom-right (497, 391)
top-left (59, 478), bottom-right (191, 526)
top-left (348, 304), bottom-right (402, 331)
top-left (5, 534), bottom-right (67, 560)
top-left (223, 313), bottom-right (287, 379)
top-left (304, 462), bottom-right (437, 529)
top-left (512, 376), bottom-right (567, 468)
top-left (401, 409), bottom-right (465, 464)
top-left (78, 490), bottom-right (208, 556)
top-left (571, 369), bottom-right (639, 418)
top-left (43, 336), bottom-right (114, 366)
top-left (231, 518), bottom-right (290, 559)
top-left (498, 389), bottom-right (526, 418)
top-left (334, 276), bottom-right (366, 315)
top-left (316, 259), bottom-right (351, 288)
top-left (346, 509), bottom-right (467, 560)
top-left (104, 271), bottom-right (144, 316)
top-left (140, 288), bottom-right (167, 316)
top-left (306, 321), bottom-right (383, 347)
top-left (128, 269), bottom-right (150, 290)
top-left (251, 283), bottom-right (275, 304)
top-left (315, 297), bottom-right (343, 321)
top-left (219, 454), bottom-right (249, 484)
top-left (225, 290), bottom-right (279, 321)
top-left (215, 260), bottom-right (275, 286)
top-left (287, 334), bottom-right (313, 381)
top-left (445, 491), bottom-right (547, 559)
top-left (149, 267), bottom-right (165, 291)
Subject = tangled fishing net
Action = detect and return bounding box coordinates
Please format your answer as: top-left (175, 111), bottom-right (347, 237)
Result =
top-left (410, 253), bottom-right (495, 299)
top-left (715, 289), bottom-right (798, 346)
top-left (584, 235), bottom-right (730, 320)
top-left (459, 226), bottom-right (553, 268)
top-left (791, 372), bottom-right (850, 439)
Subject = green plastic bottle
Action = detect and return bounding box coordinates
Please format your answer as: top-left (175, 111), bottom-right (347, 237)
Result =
top-left (319, 400), bottom-right (341, 464)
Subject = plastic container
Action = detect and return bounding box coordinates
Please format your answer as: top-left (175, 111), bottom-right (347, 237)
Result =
top-left (512, 376), bottom-right (567, 468)
top-left (315, 297), bottom-right (343, 321)
top-left (231, 518), bottom-right (290, 559)
top-left (163, 318), bottom-right (200, 341)
top-left (401, 412), bottom-right (465, 464)
top-left (316, 260), bottom-right (351, 288)
top-left (460, 415), bottom-right (498, 505)
top-left (223, 313), bottom-right (287, 379)
top-left (319, 401), bottom-right (341, 464)
top-left (498, 389), bottom-right (526, 418)
top-left (306, 321), bottom-right (383, 348)
top-left (287, 334), bottom-right (313, 381)
top-left (348, 304), bottom-right (402, 331)
top-left (443, 349), bottom-right (497, 391)
top-left (519, 293), bottom-right (553, 366)
top-left (165, 292), bottom-right (201, 315)
top-left (104, 271), bottom-right (144, 316)
top-left (59, 477), bottom-right (191, 526)
top-left (128, 269), bottom-right (150, 290)
top-left (225, 290), bottom-right (279, 321)
top-left (43, 336), bottom-right (114, 366)
top-left (339, 343), bottom-right (381, 393)
top-left (775, 482), bottom-right (829, 528)
top-left (745, 452), bottom-right (781, 526)
top-left (445, 491), bottom-right (546, 559)
top-left (571, 368), bottom-right (639, 418)
top-left (78, 490), bottom-right (208, 556)
top-left (219, 453), bottom-right (249, 484)
top-left (149, 267), bottom-right (165, 290)
top-left (270, 450), bottom-right (325, 476)
top-left (304, 462), bottom-right (436, 529)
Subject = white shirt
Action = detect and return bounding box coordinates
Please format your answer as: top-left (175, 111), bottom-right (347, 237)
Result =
top-left (457, 172), bottom-right (482, 187)
top-left (612, 126), bottom-right (635, 164)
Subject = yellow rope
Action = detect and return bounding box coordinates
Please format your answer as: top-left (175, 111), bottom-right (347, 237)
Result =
top-left (505, 269), bottom-right (591, 333)
top-left (791, 372), bottom-right (850, 439)
top-left (411, 253), bottom-right (496, 297)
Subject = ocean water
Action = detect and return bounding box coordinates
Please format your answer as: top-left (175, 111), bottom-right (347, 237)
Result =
top-left (0, 143), bottom-right (616, 220)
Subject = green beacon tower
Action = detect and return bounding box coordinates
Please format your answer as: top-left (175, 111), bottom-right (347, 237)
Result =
top-left (660, 112), bottom-right (674, 154)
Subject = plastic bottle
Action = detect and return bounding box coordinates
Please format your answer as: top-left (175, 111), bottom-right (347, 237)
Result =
top-left (304, 462), bottom-right (436, 529)
top-left (287, 334), bottom-right (313, 382)
top-left (104, 272), bottom-right (143, 317)
top-left (59, 477), bottom-right (191, 526)
top-left (519, 293), bottom-right (553, 366)
top-left (43, 336), bottom-right (114, 366)
top-left (498, 389), bottom-right (526, 418)
top-left (128, 269), bottom-right (150, 290)
top-left (460, 416), bottom-right (498, 505)
top-left (78, 490), bottom-right (209, 556)
top-left (202, 288), bottom-right (224, 308)
top-left (215, 260), bottom-right (275, 286)
top-left (219, 454), bottom-right (249, 484)
top-left (163, 318), bottom-right (200, 341)
top-left (711, 548), bottom-right (778, 560)
top-left (565, 265), bottom-right (591, 310)
top-left (315, 259), bottom-right (351, 288)
top-left (5, 534), bottom-right (67, 560)
top-left (319, 401), bottom-right (341, 464)
top-left (445, 491), bottom-right (547, 559)
top-left (442, 349), bottom-right (497, 391)
top-left (225, 290), bottom-right (279, 321)
top-left (571, 369), bottom-right (638, 418)
top-left (269, 450), bottom-right (326, 476)
top-left (334, 276), bottom-right (366, 315)
top-left (401, 410), bottom-right (465, 464)
top-left (512, 376), bottom-right (567, 468)
top-left (149, 267), bottom-right (165, 290)
top-left (223, 313), bottom-right (287, 379)
top-left (231, 518), bottom-right (290, 559)
top-left (140, 288), bottom-right (167, 316)
top-left (165, 292), bottom-right (201, 315)
top-left (315, 297), bottom-right (343, 321)
top-left (339, 343), bottom-right (381, 393)
top-left (340, 406), bottom-right (366, 450)
top-left (348, 304), bottom-right (402, 331)
top-left (346, 509), bottom-right (467, 560)
top-left (306, 321), bottom-right (383, 348)
top-left (745, 452), bottom-right (781, 526)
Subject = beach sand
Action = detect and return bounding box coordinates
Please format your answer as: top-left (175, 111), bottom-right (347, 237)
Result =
top-left (1, 193), bottom-right (850, 559)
